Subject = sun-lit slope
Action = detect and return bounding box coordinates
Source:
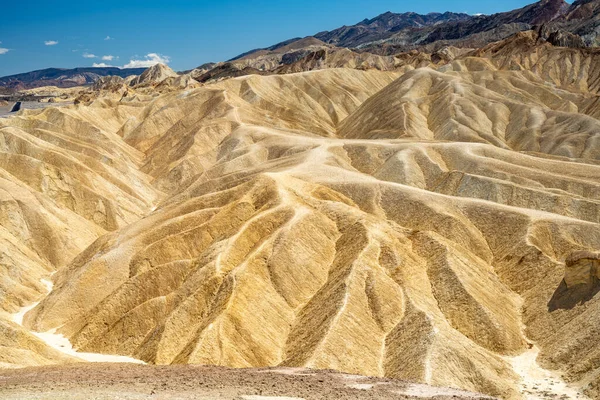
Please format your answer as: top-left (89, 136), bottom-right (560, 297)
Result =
top-left (211, 68), bottom-right (401, 135)
top-left (0, 68), bottom-right (398, 369)
top-left (28, 136), bottom-right (528, 398)
top-left (337, 66), bottom-right (600, 159)
top-left (273, 47), bottom-right (432, 74)
top-left (470, 30), bottom-right (600, 95)
top-left (0, 104), bottom-right (159, 312)
top-left (0, 101), bottom-right (162, 367)
top-left (123, 69), bottom-right (399, 193)
top-left (22, 66), bottom-right (600, 398)
top-left (0, 63), bottom-right (597, 399)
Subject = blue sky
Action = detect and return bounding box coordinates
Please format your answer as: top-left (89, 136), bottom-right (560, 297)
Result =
top-left (0, 0), bottom-right (556, 76)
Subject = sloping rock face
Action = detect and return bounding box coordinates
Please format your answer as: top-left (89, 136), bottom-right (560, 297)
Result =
top-left (565, 251), bottom-right (600, 288)
top-left (0, 97), bottom-right (163, 368)
top-left (537, 25), bottom-right (587, 47)
top-left (92, 76), bottom-right (126, 91)
top-left (1, 40), bottom-right (600, 400)
top-left (549, 251), bottom-right (600, 311)
top-left (222, 0), bottom-right (580, 68)
top-left (565, 0), bottom-right (600, 19)
top-left (129, 64), bottom-right (179, 87)
top-left (313, 11), bottom-right (473, 48)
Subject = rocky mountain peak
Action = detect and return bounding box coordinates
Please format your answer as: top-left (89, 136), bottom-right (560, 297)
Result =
top-left (129, 63), bottom-right (178, 87)
top-left (565, 0), bottom-right (600, 19)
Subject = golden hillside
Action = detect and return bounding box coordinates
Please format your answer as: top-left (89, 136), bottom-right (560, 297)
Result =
top-left (1, 34), bottom-right (599, 399)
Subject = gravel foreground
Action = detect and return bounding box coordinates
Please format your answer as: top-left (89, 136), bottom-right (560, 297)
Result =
top-left (0, 363), bottom-right (495, 399)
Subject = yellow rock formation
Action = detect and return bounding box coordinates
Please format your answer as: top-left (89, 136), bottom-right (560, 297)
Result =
top-left (1, 40), bottom-right (599, 399)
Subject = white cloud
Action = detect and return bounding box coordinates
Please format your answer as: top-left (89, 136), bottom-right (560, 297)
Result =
top-left (102, 55), bottom-right (115, 61)
top-left (44, 40), bottom-right (59, 46)
top-left (83, 53), bottom-right (97, 58)
top-left (104, 36), bottom-right (113, 41)
top-left (0, 48), bottom-right (8, 55)
top-left (123, 53), bottom-right (170, 68)
top-left (92, 62), bottom-right (114, 68)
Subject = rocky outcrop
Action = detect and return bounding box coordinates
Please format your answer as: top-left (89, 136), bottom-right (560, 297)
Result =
top-left (9, 101), bottom-right (21, 112)
top-left (548, 251), bottom-right (600, 313)
top-left (275, 48), bottom-right (429, 74)
top-left (564, 251), bottom-right (600, 288)
top-left (193, 63), bottom-right (265, 83)
top-left (92, 75), bottom-right (126, 91)
top-left (129, 64), bottom-right (179, 87)
top-left (537, 25), bottom-right (586, 47)
top-left (564, 0), bottom-right (600, 20)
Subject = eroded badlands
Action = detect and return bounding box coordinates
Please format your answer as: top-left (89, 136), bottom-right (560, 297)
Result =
top-left (1, 37), bottom-right (599, 399)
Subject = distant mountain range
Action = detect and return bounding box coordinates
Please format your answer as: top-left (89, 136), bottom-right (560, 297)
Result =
top-left (313, 11), bottom-right (474, 48)
top-left (188, 0), bottom-right (598, 84)
top-left (3, 0), bottom-right (600, 90)
top-left (0, 67), bottom-right (147, 90)
top-left (233, 0), bottom-right (599, 59)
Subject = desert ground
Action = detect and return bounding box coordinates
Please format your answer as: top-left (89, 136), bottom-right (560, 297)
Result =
top-left (0, 364), bottom-right (497, 400)
top-left (0, 7), bottom-right (599, 398)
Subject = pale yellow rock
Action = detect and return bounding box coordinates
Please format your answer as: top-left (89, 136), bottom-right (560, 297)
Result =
top-left (0, 45), bottom-right (598, 400)
top-left (129, 63), bottom-right (179, 87)
top-left (564, 251), bottom-right (600, 288)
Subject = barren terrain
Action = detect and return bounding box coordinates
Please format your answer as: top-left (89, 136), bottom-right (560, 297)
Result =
top-left (0, 23), bottom-right (599, 400)
top-left (0, 364), bottom-right (494, 399)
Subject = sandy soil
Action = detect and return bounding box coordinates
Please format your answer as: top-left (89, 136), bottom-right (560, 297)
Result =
top-left (508, 347), bottom-right (589, 400)
top-left (0, 364), bottom-right (496, 400)
top-left (12, 277), bottom-right (144, 364)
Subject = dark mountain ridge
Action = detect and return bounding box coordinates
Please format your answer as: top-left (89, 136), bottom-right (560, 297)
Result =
top-left (0, 67), bottom-right (147, 90)
top-left (5, 0), bottom-right (600, 90)
top-left (229, 0), bottom-right (594, 62)
top-left (314, 11), bottom-right (473, 47)
top-left (414, 0), bottom-right (569, 44)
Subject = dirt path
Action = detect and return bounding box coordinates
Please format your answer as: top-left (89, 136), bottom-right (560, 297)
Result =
top-left (508, 346), bottom-right (589, 399)
top-left (11, 276), bottom-right (145, 364)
